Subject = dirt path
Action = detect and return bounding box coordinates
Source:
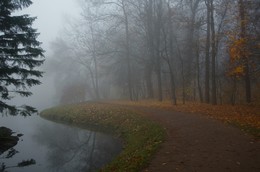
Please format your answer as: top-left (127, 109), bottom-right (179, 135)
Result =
top-left (126, 106), bottom-right (260, 172)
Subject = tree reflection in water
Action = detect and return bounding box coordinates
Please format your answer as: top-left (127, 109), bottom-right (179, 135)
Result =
top-left (0, 127), bottom-right (36, 172)
top-left (34, 123), bottom-right (122, 172)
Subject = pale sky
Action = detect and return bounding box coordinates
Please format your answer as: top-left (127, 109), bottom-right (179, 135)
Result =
top-left (20, 0), bottom-right (81, 53)
top-left (10, 0), bottom-right (81, 110)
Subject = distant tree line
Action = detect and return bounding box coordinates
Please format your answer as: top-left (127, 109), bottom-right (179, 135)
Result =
top-left (50, 0), bottom-right (259, 105)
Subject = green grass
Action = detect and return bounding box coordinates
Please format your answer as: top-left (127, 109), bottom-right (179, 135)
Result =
top-left (40, 102), bottom-right (165, 172)
top-left (228, 121), bottom-right (260, 139)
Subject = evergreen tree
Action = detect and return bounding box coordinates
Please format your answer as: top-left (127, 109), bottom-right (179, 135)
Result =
top-left (0, 0), bottom-right (44, 116)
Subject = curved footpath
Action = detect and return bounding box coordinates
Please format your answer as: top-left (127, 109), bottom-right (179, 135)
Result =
top-left (125, 106), bottom-right (260, 172)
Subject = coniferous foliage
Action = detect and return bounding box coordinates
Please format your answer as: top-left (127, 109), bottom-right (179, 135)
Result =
top-left (0, 0), bottom-right (44, 116)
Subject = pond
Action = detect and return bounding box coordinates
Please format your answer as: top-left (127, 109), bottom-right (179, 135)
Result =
top-left (0, 115), bottom-right (122, 172)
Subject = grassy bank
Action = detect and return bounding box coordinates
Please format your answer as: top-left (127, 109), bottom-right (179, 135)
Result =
top-left (40, 102), bottom-right (165, 172)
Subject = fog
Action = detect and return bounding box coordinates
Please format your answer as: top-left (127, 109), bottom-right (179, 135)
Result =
top-left (1, 1), bottom-right (259, 171)
top-left (11, 0), bottom-right (81, 110)
top-left (9, 0), bottom-right (260, 111)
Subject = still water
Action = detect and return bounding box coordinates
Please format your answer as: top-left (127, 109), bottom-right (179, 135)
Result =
top-left (0, 115), bottom-right (122, 172)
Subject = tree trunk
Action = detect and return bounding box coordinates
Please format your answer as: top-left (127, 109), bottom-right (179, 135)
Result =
top-left (89, 20), bottom-right (100, 100)
top-left (239, 0), bottom-right (251, 103)
top-left (145, 64), bottom-right (154, 99)
top-left (244, 61), bottom-right (251, 103)
top-left (93, 52), bottom-right (100, 99)
top-left (145, 0), bottom-right (155, 99)
top-left (167, 2), bottom-right (177, 105)
top-left (173, 35), bottom-right (185, 104)
top-left (122, 1), bottom-right (133, 101)
top-left (231, 77), bottom-right (237, 105)
top-left (210, 0), bottom-right (217, 105)
top-left (155, 0), bottom-right (163, 102)
top-left (196, 41), bottom-right (203, 103)
top-left (169, 70), bottom-right (177, 105)
top-left (156, 49), bottom-right (163, 102)
top-left (205, 0), bottom-right (210, 104)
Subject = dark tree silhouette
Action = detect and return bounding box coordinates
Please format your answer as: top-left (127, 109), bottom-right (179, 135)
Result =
top-left (0, 0), bottom-right (44, 116)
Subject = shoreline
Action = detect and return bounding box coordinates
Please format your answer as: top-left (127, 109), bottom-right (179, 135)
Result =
top-left (40, 102), bottom-right (165, 172)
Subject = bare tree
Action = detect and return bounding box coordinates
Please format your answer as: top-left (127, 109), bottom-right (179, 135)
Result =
top-left (210, 0), bottom-right (217, 105)
top-left (238, 0), bottom-right (251, 103)
top-left (47, 0), bottom-right (259, 104)
top-left (204, 0), bottom-right (211, 103)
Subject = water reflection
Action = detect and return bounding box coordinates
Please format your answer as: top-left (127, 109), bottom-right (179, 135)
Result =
top-left (0, 127), bottom-right (36, 172)
top-left (0, 116), bottom-right (122, 172)
top-left (34, 121), bottom-right (122, 172)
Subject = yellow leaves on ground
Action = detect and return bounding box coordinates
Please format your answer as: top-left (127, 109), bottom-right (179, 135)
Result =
top-left (112, 100), bottom-right (260, 133)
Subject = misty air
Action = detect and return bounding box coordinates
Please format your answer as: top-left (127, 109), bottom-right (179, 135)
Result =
top-left (0, 0), bottom-right (259, 172)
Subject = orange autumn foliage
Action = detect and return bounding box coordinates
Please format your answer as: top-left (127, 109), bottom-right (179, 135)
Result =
top-left (228, 37), bottom-right (251, 77)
